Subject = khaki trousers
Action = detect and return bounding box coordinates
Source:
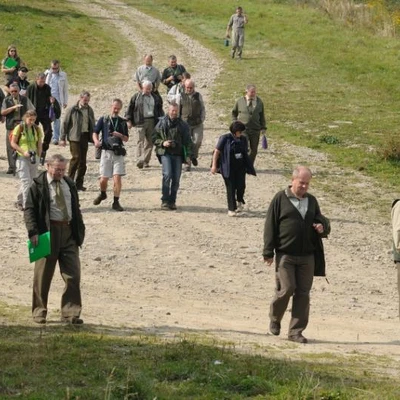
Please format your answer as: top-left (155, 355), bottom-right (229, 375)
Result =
top-left (32, 223), bottom-right (82, 319)
top-left (397, 263), bottom-right (400, 320)
top-left (136, 119), bottom-right (155, 165)
top-left (270, 253), bottom-right (314, 336)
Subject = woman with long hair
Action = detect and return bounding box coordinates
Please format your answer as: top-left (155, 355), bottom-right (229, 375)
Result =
top-left (1, 45), bottom-right (23, 83)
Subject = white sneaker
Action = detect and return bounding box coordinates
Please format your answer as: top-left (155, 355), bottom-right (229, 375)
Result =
top-left (227, 210), bottom-right (236, 217)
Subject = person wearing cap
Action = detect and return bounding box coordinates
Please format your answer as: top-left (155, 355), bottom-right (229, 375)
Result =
top-left (5, 66), bottom-right (30, 96)
top-left (211, 121), bottom-right (256, 216)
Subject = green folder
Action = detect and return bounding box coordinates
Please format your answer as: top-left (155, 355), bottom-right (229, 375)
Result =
top-left (27, 231), bottom-right (51, 263)
top-left (4, 57), bottom-right (18, 69)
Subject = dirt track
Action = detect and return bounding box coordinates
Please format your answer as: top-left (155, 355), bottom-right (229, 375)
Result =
top-left (1, 0), bottom-right (399, 377)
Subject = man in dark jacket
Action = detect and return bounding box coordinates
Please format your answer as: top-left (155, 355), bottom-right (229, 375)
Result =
top-left (152, 103), bottom-right (192, 210)
top-left (24, 153), bottom-right (85, 325)
top-left (125, 81), bottom-right (163, 169)
top-left (26, 72), bottom-right (60, 163)
top-left (60, 91), bottom-right (95, 191)
top-left (263, 166), bottom-right (330, 343)
top-left (1, 83), bottom-right (34, 174)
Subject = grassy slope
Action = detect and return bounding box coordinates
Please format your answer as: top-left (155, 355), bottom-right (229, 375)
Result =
top-left (0, 0), bottom-right (136, 90)
top-left (130, 0), bottom-right (400, 187)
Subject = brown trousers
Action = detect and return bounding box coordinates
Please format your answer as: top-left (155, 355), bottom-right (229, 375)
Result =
top-left (68, 132), bottom-right (89, 188)
top-left (269, 253), bottom-right (314, 336)
top-left (32, 223), bottom-right (81, 319)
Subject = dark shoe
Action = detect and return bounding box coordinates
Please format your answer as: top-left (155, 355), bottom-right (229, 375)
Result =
top-left (33, 316), bottom-right (46, 324)
top-left (39, 151), bottom-right (46, 166)
top-left (93, 192), bottom-right (107, 205)
top-left (231, 50), bottom-right (235, 59)
top-left (185, 165), bottom-right (191, 172)
top-left (6, 168), bottom-right (14, 174)
top-left (52, 140), bottom-right (59, 145)
top-left (61, 316), bottom-right (84, 325)
top-left (144, 164), bottom-right (150, 168)
top-left (112, 201), bottom-right (124, 212)
top-left (136, 161), bottom-right (144, 169)
top-left (191, 157), bottom-right (198, 166)
top-left (269, 321), bottom-right (281, 336)
top-left (161, 202), bottom-right (169, 210)
top-left (288, 334), bottom-right (308, 344)
top-left (76, 186), bottom-right (87, 192)
top-left (168, 203), bottom-right (177, 210)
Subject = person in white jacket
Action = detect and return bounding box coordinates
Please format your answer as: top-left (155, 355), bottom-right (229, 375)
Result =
top-left (45, 60), bottom-right (68, 144)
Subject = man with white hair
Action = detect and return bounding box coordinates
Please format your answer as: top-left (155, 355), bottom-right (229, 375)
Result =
top-left (125, 80), bottom-right (164, 168)
top-left (176, 79), bottom-right (205, 171)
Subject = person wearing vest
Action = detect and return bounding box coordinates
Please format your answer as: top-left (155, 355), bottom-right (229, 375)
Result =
top-left (1, 83), bottom-right (35, 174)
top-left (93, 99), bottom-right (129, 212)
top-left (10, 110), bottom-right (43, 210)
top-left (176, 79), bottom-right (205, 171)
top-left (125, 80), bottom-right (164, 169)
top-left (391, 199), bottom-right (400, 319)
top-left (232, 84), bottom-right (267, 165)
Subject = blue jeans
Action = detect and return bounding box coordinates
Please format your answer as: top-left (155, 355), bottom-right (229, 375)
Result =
top-left (161, 154), bottom-right (182, 204)
top-left (52, 118), bottom-right (61, 142)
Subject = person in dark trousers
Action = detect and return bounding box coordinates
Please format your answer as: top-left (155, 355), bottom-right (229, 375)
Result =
top-left (26, 72), bottom-right (60, 164)
top-left (1, 83), bottom-right (34, 174)
top-left (60, 91), bottom-right (95, 191)
top-left (211, 121), bottom-right (256, 216)
top-left (24, 153), bottom-right (85, 325)
top-left (232, 84), bottom-right (267, 165)
top-left (263, 166), bottom-right (330, 344)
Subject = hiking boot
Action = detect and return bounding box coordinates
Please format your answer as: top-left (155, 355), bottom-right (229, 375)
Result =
top-left (168, 203), bottom-right (177, 210)
top-left (93, 192), bottom-right (107, 205)
top-left (191, 157), bottom-right (198, 166)
top-left (161, 202), bottom-right (170, 210)
top-left (288, 334), bottom-right (308, 344)
top-left (231, 50), bottom-right (235, 59)
top-left (269, 321), bottom-right (281, 336)
top-left (6, 168), bottom-right (14, 174)
top-left (76, 186), bottom-right (87, 192)
top-left (61, 316), bottom-right (84, 325)
top-left (112, 201), bottom-right (124, 212)
top-left (136, 160), bottom-right (144, 169)
top-left (39, 151), bottom-right (46, 166)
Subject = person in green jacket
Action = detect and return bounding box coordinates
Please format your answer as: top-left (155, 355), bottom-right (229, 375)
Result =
top-left (232, 84), bottom-right (267, 165)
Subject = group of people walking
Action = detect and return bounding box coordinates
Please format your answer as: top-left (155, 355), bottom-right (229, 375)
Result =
top-left (0, 10), bottom-right (337, 345)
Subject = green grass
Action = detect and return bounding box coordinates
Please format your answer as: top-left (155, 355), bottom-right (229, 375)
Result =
top-left (129, 0), bottom-right (400, 189)
top-left (0, 0), bottom-right (136, 90)
top-left (0, 320), bottom-right (399, 399)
